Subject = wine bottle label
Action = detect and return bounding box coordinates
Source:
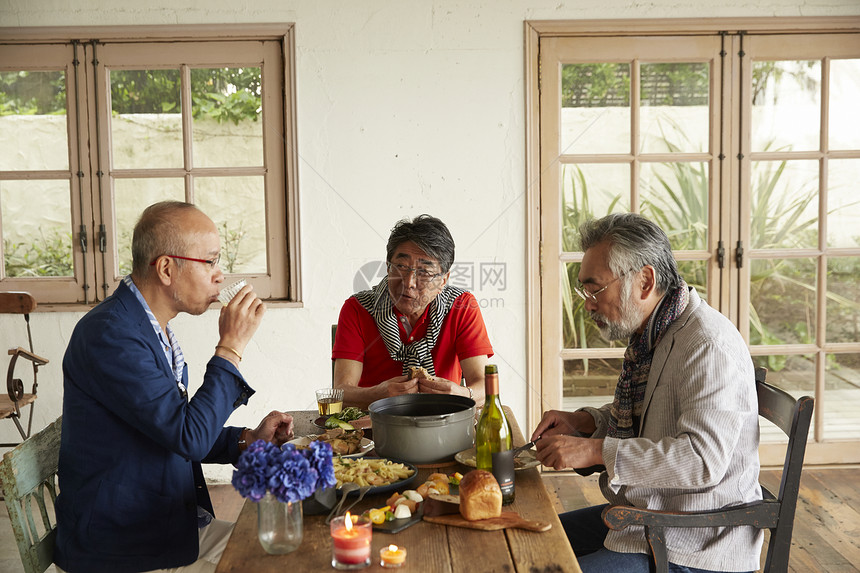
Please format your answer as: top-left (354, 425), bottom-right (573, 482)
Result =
top-left (491, 450), bottom-right (515, 504)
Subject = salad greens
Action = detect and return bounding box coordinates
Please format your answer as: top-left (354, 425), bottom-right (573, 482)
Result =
top-left (324, 407), bottom-right (366, 429)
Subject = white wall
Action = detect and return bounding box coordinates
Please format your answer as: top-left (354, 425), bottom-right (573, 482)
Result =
top-left (2, 0), bottom-right (859, 482)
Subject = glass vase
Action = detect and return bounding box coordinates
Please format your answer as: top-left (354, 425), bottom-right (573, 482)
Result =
top-left (257, 493), bottom-right (303, 554)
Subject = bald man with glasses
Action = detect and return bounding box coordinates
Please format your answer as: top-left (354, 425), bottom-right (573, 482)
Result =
top-left (55, 201), bottom-right (294, 573)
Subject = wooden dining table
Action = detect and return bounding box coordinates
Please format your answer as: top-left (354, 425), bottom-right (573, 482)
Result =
top-left (216, 407), bottom-right (582, 573)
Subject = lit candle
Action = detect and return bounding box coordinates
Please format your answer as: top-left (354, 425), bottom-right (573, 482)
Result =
top-left (330, 512), bottom-right (372, 569)
top-left (380, 544), bottom-right (407, 568)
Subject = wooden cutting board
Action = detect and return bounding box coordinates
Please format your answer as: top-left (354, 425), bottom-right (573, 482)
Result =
top-left (424, 511), bottom-right (551, 532)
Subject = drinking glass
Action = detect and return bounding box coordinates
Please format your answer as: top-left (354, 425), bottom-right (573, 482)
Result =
top-left (316, 388), bottom-right (344, 416)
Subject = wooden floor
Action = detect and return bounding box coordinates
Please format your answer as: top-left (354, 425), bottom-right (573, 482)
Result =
top-left (206, 468), bottom-right (860, 573)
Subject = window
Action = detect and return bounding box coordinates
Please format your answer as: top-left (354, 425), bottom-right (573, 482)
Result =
top-left (527, 19), bottom-right (860, 466)
top-left (0, 25), bottom-right (300, 304)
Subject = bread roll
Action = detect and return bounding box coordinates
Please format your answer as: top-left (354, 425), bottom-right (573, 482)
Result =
top-left (408, 366), bottom-right (433, 380)
top-left (458, 469), bottom-right (502, 521)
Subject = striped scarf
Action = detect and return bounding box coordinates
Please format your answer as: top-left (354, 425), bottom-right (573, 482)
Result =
top-left (354, 276), bottom-right (465, 376)
top-left (607, 282), bottom-right (690, 439)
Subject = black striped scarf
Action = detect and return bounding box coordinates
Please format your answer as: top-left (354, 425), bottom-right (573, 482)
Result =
top-left (353, 277), bottom-right (465, 376)
top-left (607, 282), bottom-right (690, 439)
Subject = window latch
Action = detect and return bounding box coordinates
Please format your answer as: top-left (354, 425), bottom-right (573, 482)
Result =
top-left (79, 224), bottom-right (88, 252)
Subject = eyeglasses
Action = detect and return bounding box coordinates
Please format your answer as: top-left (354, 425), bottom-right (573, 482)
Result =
top-left (150, 253), bottom-right (221, 269)
top-left (387, 262), bottom-right (443, 285)
top-left (574, 268), bottom-right (638, 303)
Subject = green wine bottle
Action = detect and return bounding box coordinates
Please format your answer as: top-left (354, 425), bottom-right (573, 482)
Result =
top-left (475, 364), bottom-right (515, 504)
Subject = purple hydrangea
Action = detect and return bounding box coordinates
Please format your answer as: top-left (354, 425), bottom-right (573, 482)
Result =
top-left (232, 438), bottom-right (336, 503)
top-left (307, 440), bottom-right (337, 490)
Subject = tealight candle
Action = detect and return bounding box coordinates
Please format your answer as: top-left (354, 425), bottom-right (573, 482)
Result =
top-left (380, 544), bottom-right (407, 568)
top-left (330, 513), bottom-right (372, 570)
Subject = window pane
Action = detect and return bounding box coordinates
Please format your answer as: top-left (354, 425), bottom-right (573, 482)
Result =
top-left (640, 161), bottom-right (708, 251)
top-left (827, 159), bottom-right (860, 248)
top-left (114, 178), bottom-right (186, 277)
top-left (191, 67), bottom-right (263, 168)
top-left (750, 258), bottom-right (817, 346)
top-left (110, 69), bottom-right (183, 170)
top-left (0, 70), bottom-right (68, 171)
top-left (2, 180), bottom-right (72, 277)
top-left (750, 160), bottom-right (819, 249)
top-left (825, 353), bottom-right (860, 440)
top-left (751, 60), bottom-right (821, 152)
top-left (829, 59), bottom-right (860, 151)
top-left (640, 62), bottom-right (709, 154)
top-left (563, 357), bottom-right (621, 409)
top-left (752, 354), bottom-right (815, 444)
top-left (677, 260), bottom-right (707, 298)
top-left (826, 257), bottom-right (860, 344)
top-left (561, 63), bottom-right (630, 154)
top-left (195, 176), bottom-right (267, 274)
top-left (561, 163), bottom-right (630, 252)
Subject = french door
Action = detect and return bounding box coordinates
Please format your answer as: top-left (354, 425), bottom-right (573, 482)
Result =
top-left (530, 20), bottom-right (860, 465)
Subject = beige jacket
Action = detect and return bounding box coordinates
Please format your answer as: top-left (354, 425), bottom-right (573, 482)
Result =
top-left (582, 288), bottom-right (763, 571)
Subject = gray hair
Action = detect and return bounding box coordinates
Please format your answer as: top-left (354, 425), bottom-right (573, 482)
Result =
top-left (131, 201), bottom-right (200, 278)
top-left (579, 212), bottom-right (682, 295)
top-left (386, 215), bottom-right (455, 273)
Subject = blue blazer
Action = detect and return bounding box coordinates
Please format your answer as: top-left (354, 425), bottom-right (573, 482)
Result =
top-left (55, 281), bottom-right (254, 573)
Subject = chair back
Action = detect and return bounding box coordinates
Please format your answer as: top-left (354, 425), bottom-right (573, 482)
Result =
top-left (754, 367), bottom-right (814, 572)
top-left (331, 324), bottom-right (338, 386)
top-left (1, 291), bottom-right (49, 446)
top-left (0, 416), bottom-right (61, 573)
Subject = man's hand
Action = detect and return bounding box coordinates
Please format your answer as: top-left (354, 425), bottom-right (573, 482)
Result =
top-left (383, 375), bottom-right (418, 397)
top-left (218, 285), bottom-right (266, 356)
top-left (535, 434), bottom-right (604, 471)
top-left (247, 411), bottom-right (294, 446)
top-left (530, 409), bottom-right (596, 442)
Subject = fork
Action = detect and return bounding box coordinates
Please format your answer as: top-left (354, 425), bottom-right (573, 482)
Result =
top-left (325, 483), bottom-right (359, 524)
top-left (341, 485), bottom-right (372, 516)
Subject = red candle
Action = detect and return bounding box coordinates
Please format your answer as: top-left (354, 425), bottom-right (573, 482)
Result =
top-left (330, 513), bottom-right (372, 568)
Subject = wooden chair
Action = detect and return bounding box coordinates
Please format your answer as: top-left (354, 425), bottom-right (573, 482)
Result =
top-left (331, 324), bottom-right (337, 385)
top-left (602, 367), bottom-right (814, 573)
top-left (1, 292), bottom-right (49, 447)
top-left (0, 416), bottom-right (61, 573)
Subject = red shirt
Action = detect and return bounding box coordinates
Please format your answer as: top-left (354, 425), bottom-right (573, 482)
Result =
top-left (332, 292), bottom-right (494, 386)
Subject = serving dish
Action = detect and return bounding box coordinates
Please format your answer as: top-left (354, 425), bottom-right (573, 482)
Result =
top-left (454, 447), bottom-right (541, 471)
top-left (335, 459), bottom-right (419, 496)
top-left (373, 504), bottom-right (424, 533)
top-left (287, 435), bottom-right (374, 458)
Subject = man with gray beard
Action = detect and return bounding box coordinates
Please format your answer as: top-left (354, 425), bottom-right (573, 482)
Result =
top-left (532, 213), bottom-right (762, 573)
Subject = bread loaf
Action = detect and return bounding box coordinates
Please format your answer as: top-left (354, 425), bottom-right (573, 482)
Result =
top-left (458, 469), bottom-right (502, 521)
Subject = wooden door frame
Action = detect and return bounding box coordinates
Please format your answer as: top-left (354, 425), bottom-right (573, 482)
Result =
top-left (524, 17), bottom-right (860, 456)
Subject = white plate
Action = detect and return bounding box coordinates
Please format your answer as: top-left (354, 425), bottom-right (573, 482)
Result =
top-left (288, 435), bottom-right (374, 458)
top-left (454, 447), bottom-right (540, 471)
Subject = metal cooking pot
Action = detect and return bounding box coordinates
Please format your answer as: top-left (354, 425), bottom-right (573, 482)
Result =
top-left (369, 394), bottom-right (476, 464)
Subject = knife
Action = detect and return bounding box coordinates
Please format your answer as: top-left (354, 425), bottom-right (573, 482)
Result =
top-left (511, 436), bottom-right (541, 457)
